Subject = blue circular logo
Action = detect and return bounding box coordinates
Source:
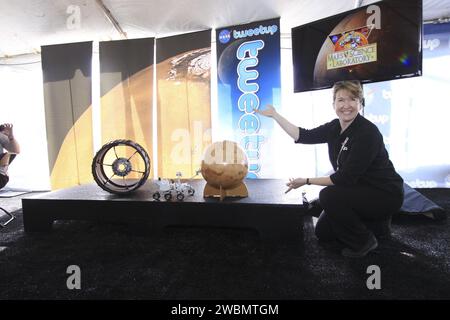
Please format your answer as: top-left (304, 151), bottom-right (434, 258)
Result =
top-left (218, 29), bottom-right (231, 44)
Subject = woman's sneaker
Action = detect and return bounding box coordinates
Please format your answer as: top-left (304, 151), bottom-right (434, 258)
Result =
top-left (341, 235), bottom-right (378, 258)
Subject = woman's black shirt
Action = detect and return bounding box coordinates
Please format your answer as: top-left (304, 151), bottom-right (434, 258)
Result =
top-left (296, 113), bottom-right (404, 196)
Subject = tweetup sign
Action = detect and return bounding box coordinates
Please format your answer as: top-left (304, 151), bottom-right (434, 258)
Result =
top-left (216, 18), bottom-right (281, 178)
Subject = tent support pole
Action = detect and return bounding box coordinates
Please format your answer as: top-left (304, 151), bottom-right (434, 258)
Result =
top-left (95, 0), bottom-right (127, 39)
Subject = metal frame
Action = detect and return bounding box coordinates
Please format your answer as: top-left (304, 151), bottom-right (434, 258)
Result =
top-left (0, 206), bottom-right (15, 228)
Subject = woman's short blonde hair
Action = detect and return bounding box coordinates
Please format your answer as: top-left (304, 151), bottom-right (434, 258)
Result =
top-left (332, 80), bottom-right (364, 104)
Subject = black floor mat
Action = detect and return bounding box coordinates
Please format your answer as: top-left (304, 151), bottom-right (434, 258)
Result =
top-left (0, 189), bottom-right (449, 300)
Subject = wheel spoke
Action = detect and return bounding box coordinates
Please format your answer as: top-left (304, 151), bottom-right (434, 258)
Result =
top-left (113, 146), bottom-right (119, 159)
top-left (127, 150), bottom-right (139, 161)
top-left (103, 173), bottom-right (116, 186)
top-left (130, 169), bottom-right (146, 174)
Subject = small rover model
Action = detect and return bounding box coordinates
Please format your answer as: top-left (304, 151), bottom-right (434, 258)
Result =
top-left (152, 172), bottom-right (195, 201)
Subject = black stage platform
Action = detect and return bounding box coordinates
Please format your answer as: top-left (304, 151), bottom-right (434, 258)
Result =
top-left (22, 179), bottom-right (308, 242)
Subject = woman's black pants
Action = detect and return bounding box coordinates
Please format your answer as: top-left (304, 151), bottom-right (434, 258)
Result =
top-left (315, 185), bottom-right (403, 251)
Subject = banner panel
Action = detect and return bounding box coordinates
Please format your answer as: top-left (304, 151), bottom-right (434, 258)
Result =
top-left (216, 18), bottom-right (281, 178)
top-left (41, 41), bottom-right (93, 189)
top-left (156, 30), bottom-right (212, 178)
top-left (99, 38), bottom-right (154, 179)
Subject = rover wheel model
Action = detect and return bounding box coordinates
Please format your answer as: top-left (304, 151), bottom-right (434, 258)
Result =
top-left (92, 139), bottom-right (151, 194)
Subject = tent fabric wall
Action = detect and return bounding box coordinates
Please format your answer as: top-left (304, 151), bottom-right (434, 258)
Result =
top-left (1, 0), bottom-right (449, 57)
top-left (41, 41), bottom-right (93, 190)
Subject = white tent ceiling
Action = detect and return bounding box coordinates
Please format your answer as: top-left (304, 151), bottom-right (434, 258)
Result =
top-left (1, 0), bottom-right (450, 57)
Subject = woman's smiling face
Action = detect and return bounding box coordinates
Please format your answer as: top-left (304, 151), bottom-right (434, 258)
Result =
top-left (334, 88), bottom-right (362, 124)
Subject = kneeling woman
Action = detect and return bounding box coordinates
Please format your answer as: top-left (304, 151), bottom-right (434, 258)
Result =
top-left (257, 81), bottom-right (404, 257)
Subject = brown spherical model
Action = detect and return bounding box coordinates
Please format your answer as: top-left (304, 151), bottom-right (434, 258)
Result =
top-left (201, 140), bottom-right (248, 200)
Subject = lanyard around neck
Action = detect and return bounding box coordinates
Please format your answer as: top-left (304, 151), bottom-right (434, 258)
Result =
top-left (337, 137), bottom-right (349, 171)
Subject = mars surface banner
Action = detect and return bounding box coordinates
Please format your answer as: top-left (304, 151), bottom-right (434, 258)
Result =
top-left (156, 30), bottom-right (212, 179)
top-left (216, 18), bottom-right (281, 178)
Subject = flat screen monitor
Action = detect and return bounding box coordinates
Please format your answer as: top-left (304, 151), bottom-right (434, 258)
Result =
top-left (291, 0), bottom-right (423, 93)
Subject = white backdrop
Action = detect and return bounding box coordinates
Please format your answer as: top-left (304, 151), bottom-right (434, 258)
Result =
top-left (1, 26), bottom-right (450, 190)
